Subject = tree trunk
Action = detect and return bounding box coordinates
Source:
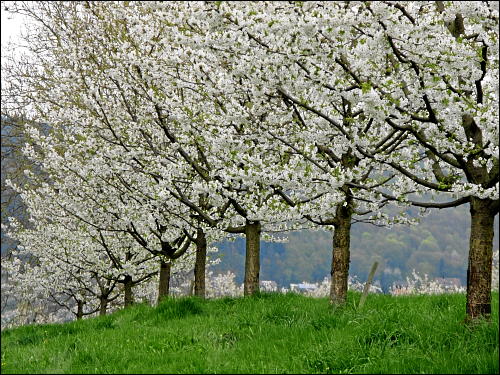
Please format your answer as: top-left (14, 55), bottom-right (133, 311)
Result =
top-left (157, 259), bottom-right (171, 304)
top-left (466, 197), bottom-right (495, 321)
top-left (76, 300), bottom-right (84, 320)
top-left (244, 221), bottom-right (261, 296)
top-left (194, 227), bottom-right (207, 299)
top-left (330, 202), bottom-right (352, 306)
top-left (124, 275), bottom-right (134, 307)
top-left (99, 296), bottom-right (107, 316)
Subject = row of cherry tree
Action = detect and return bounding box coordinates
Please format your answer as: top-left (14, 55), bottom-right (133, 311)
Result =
top-left (1, 1), bottom-right (498, 322)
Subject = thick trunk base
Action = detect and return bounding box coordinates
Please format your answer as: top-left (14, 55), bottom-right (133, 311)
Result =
top-left (157, 260), bottom-right (171, 304)
top-left (466, 198), bottom-right (495, 321)
top-left (124, 275), bottom-right (135, 307)
top-left (194, 228), bottom-right (207, 299)
top-left (99, 297), bottom-right (107, 316)
top-left (76, 300), bottom-right (84, 320)
top-left (244, 221), bottom-right (261, 296)
top-left (330, 202), bottom-right (352, 306)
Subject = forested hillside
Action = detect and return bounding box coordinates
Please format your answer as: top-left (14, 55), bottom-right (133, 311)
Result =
top-left (212, 207), bottom-right (499, 291)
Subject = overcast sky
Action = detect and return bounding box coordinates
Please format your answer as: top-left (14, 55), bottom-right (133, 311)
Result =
top-left (1, 4), bottom-right (27, 57)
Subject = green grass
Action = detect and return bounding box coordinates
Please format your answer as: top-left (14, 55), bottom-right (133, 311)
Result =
top-left (1, 291), bottom-right (498, 374)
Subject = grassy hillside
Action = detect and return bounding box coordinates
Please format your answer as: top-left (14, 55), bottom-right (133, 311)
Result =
top-left (1, 292), bottom-right (498, 374)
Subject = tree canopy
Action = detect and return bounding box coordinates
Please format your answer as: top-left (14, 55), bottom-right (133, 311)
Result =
top-left (1, 1), bottom-right (498, 321)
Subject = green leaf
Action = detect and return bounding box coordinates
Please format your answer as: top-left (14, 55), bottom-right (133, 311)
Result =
top-left (361, 82), bottom-right (372, 94)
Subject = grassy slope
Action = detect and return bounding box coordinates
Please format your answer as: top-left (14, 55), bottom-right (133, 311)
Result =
top-left (1, 292), bottom-right (498, 374)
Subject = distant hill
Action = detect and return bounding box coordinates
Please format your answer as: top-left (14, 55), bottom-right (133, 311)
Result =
top-left (211, 206), bottom-right (499, 291)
